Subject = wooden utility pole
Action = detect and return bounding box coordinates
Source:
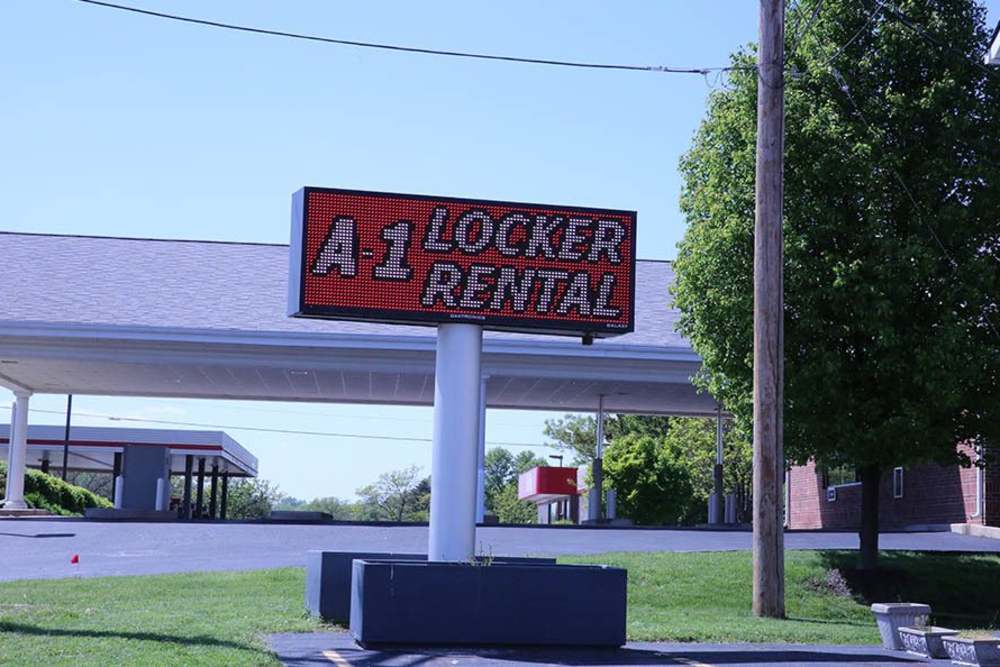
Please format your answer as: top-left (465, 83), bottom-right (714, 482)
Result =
top-left (752, 0), bottom-right (786, 618)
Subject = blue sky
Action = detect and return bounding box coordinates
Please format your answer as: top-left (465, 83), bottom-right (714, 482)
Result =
top-left (3, 1), bottom-right (998, 500)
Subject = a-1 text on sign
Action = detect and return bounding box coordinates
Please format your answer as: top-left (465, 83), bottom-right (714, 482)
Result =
top-left (288, 187), bottom-right (636, 337)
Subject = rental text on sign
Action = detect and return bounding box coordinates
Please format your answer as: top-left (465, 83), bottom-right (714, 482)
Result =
top-left (288, 187), bottom-right (637, 337)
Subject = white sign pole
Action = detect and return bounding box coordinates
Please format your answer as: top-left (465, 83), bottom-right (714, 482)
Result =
top-left (428, 322), bottom-right (483, 561)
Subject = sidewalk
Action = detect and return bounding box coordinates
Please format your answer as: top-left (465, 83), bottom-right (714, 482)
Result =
top-left (268, 632), bottom-right (951, 666)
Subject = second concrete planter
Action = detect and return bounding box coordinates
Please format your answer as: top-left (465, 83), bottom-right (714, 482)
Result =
top-left (350, 559), bottom-right (627, 647)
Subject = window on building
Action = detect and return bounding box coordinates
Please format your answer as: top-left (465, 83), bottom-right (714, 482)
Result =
top-left (821, 464), bottom-right (859, 489)
top-left (892, 467), bottom-right (904, 499)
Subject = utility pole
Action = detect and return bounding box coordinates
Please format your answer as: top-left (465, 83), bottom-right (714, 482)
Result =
top-left (752, 0), bottom-right (786, 618)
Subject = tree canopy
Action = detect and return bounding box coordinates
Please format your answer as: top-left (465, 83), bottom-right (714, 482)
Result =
top-left (543, 414), bottom-right (674, 464)
top-left (603, 433), bottom-right (696, 525)
top-left (356, 465), bottom-right (430, 522)
top-left (484, 447), bottom-right (546, 523)
top-left (673, 0), bottom-right (1000, 565)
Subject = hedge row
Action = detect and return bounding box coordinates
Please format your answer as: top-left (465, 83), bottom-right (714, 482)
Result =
top-left (0, 461), bottom-right (112, 515)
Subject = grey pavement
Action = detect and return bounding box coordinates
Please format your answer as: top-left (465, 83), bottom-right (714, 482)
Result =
top-left (267, 632), bottom-right (951, 667)
top-left (2, 519), bottom-right (999, 581)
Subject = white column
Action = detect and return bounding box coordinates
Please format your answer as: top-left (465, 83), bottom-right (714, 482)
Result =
top-left (475, 375), bottom-right (488, 524)
top-left (155, 478), bottom-right (167, 511)
top-left (3, 391), bottom-right (31, 509)
top-left (428, 323), bottom-right (483, 561)
top-left (588, 395), bottom-right (605, 522)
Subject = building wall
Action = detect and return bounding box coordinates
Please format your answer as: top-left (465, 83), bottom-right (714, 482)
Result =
top-left (787, 444), bottom-right (991, 530)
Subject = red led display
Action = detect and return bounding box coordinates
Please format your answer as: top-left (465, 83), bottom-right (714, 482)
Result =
top-left (288, 187), bottom-right (636, 337)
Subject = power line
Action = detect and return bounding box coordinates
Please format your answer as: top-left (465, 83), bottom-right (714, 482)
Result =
top-left (811, 0), bottom-right (885, 72)
top-left (178, 400), bottom-right (544, 431)
top-left (12, 405), bottom-right (555, 450)
top-left (75, 0), bottom-right (740, 76)
top-left (786, 0), bottom-right (826, 62)
top-left (878, 1), bottom-right (1000, 81)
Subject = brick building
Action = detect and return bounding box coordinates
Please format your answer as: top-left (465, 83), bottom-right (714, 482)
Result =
top-left (786, 444), bottom-right (999, 530)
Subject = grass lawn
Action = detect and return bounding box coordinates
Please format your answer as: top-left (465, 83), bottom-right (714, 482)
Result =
top-left (565, 550), bottom-right (999, 643)
top-left (0, 568), bottom-right (324, 666)
top-left (2, 550), bottom-right (999, 665)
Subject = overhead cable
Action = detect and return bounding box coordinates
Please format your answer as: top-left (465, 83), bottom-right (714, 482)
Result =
top-left (15, 406), bottom-right (555, 450)
top-left (76, 0), bottom-right (741, 76)
top-left (831, 66), bottom-right (1000, 340)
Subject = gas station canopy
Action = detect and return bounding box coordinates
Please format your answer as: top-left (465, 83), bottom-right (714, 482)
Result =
top-left (0, 424), bottom-right (257, 477)
top-left (0, 232), bottom-right (716, 415)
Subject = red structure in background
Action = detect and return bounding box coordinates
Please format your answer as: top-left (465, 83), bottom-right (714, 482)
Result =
top-left (518, 466), bottom-right (582, 524)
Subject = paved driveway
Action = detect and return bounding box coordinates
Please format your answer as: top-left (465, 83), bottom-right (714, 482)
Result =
top-left (268, 632), bottom-right (948, 667)
top-left (2, 519), bottom-right (998, 581)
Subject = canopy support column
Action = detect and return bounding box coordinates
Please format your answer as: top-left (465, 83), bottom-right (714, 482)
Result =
top-left (220, 473), bottom-right (229, 520)
top-left (588, 394), bottom-right (605, 522)
top-left (428, 323), bottom-right (482, 561)
top-left (111, 451), bottom-right (122, 504)
top-left (209, 463), bottom-right (219, 519)
top-left (182, 455), bottom-right (193, 519)
top-left (3, 391), bottom-right (31, 509)
top-left (195, 457), bottom-right (205, 519)
top-left (475, 375), bottom-right (487, 524)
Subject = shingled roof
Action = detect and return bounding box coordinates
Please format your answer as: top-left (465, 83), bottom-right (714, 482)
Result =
top-left (0, 231), bottom-right (691, 352)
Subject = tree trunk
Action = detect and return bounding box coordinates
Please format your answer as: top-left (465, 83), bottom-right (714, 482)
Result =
top-left (859, 464), bottom-right (881, 570)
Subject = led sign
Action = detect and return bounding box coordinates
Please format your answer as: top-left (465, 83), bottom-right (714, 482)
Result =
top-left (288, 187), bottom-right (636, 337)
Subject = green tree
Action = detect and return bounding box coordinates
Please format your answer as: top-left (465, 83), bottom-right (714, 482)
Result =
top-left (484, 447), bottom-right (516, 508)
top-left (492, 483), bottom-right (538, 524)
top-left (673, 0), bottom-right (1000, 568)
top-left (543, 414), bottom-right (673, 464)
top-left (543, 415), bottom-right (597, 464)
top-left (662, 417), bottom-right (752, 524)
top-left (603, 434), bottom-right (697, 525)
top-left (356, 466), bottom-right (429, 522)
top-left (513, 450), bottom-right (547, 474)
top-left (299, 496), bottom-right (364, 520)
top-left (484, 447), bottom-right (545, 519)
top-left (606, 415), bottom-right (672, 441)
top-left (225, 478), bottom-right (281, 519)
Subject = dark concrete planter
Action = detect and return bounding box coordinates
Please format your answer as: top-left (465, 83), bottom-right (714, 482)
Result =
top-left (305, 551), bottom-right (556, 624)
top-left (269, 510), bottom-right (331, 521)
top-left (350, 559), bottom-right (627, 647)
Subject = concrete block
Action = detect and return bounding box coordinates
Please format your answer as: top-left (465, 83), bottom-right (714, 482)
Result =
top-left (350, 559), bottom-right (627, 647)
top-left (305, 551), bottom-right (556, 624)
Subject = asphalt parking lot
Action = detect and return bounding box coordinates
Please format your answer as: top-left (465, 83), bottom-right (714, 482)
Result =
top-left (267, 632), bottom-right (949, 667)
top-left (2, 519), bottom-right (999, 581)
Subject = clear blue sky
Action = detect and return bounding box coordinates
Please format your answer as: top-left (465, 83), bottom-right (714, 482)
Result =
top-left (3, 1), bottom-right (998, 500)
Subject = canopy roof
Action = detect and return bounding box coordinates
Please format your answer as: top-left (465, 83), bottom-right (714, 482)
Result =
top-left (0, 424), bottom-right (257, 476)
top-left (0, 232), bottom-right (716, 415)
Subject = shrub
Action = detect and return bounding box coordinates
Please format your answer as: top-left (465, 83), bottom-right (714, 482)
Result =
top-left (0, 461), bottom-right (112, 515)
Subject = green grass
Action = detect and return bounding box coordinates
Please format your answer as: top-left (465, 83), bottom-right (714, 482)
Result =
top-left (562, 550), bottom-right (1000, 643)
top-left (0, 568), bottom-right (323, 667)
top-left (2, 550), bottom-right (999, 665)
